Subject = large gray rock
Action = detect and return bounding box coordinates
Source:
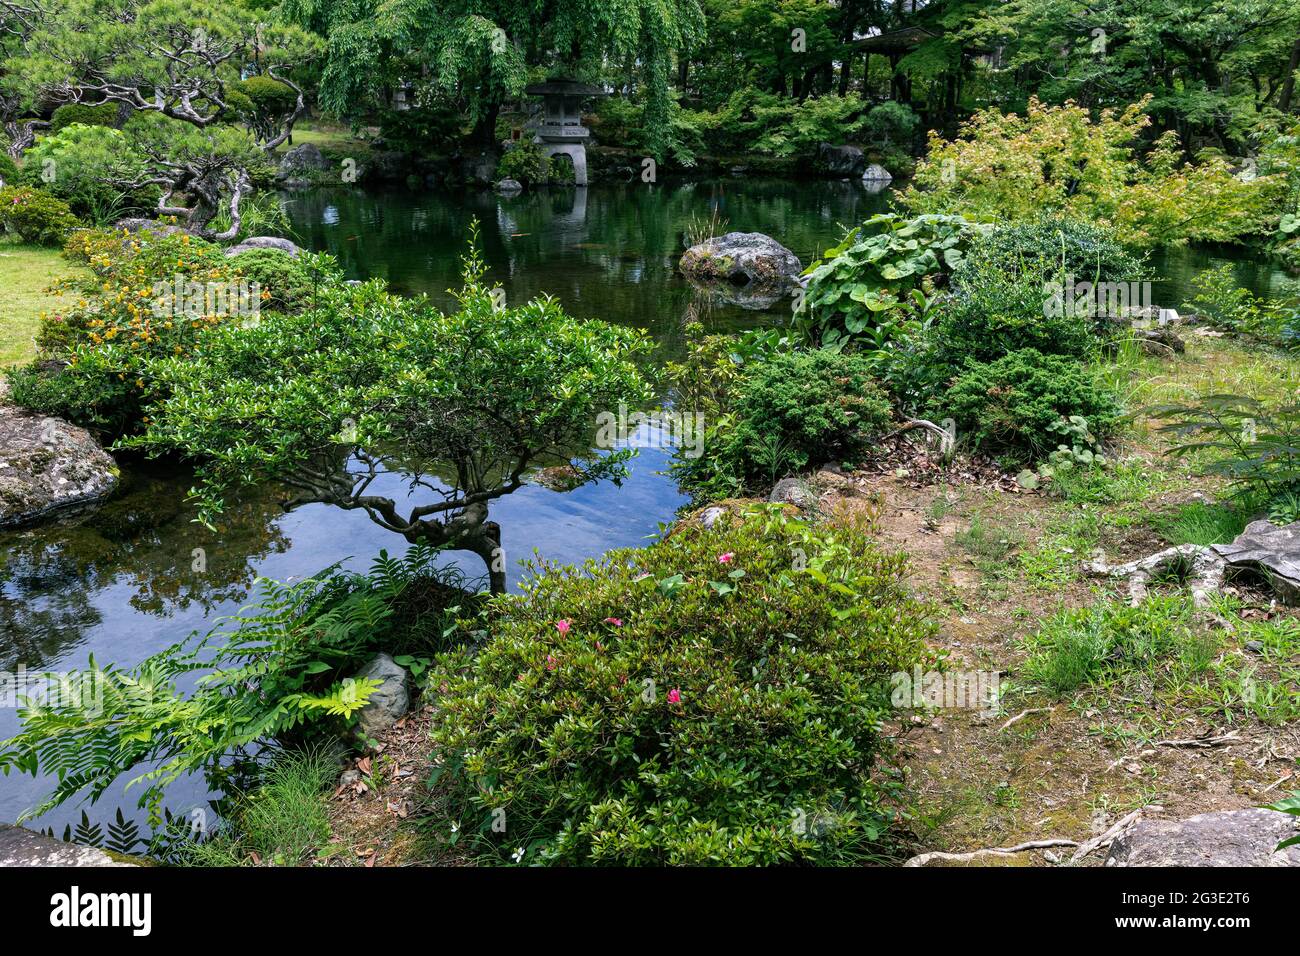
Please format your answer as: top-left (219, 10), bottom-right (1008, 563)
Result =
top-left (0, 823), bottom-right (140, 866)
top-left (278, 142), bottom-right (330, 175)
top-left (679, 232), bottom-right (802, 290)
top-left (223, 236), bottom-right (301, 258)
top-left (816, 143), bottom-right (866, 177)
top-left (353, 653), bottom-right (410, 738)
top-left (1106, 808), bottom-right (1300, 867)
top-left (1211, 519), bottom-right (1300, 604)
top-left (459, 147), bottom-right (501, 187)
top-left (769, 477), bottom-right (818, 511)
top-left (495, 178), bottom-right (523, 195)
top-left (0, 405), bottom-right (118, 528)
top-left (861, 163), bottom-right (893, 183)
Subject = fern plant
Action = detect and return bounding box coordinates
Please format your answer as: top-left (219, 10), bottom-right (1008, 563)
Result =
top-left (0, 545), bottom-right (466, 823)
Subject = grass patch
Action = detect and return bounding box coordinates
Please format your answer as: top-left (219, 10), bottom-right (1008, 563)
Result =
top-left (180, 746), bottom-right (342, 867)
top-left (1021, 596), bottom-right (1205, 696)
top-left (0, 243), bottom-right (78, 367)
top-left (1152, 499), bottom-right (1255, 546)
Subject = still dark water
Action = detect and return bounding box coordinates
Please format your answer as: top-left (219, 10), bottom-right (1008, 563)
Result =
top-left (0, 178), bottom-right (1291, 836)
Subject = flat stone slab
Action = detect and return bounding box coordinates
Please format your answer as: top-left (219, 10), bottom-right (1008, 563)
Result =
top-left (1211, 519), bottom-right (1300, 603)
top-left (0, 405), bottom-right (118, 528)
top-left (0, 823), bottom-right (140, 867)
top-left (1106, 808), bottom-right (1300, 867)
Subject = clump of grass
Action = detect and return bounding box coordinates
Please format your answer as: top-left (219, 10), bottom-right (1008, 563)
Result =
top-left (1022, 596), bottom-right (1203, 695)
top-left (182, 745), bottom-right (341, 867)
top-left (1152, 500), bottom-right (1254, 546)
top-left (955, 515), bottom-right (1023, 565)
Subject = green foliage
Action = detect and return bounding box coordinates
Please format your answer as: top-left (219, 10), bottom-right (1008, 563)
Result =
top-left (938, 257), bottom-right (1093, 366)
top-left (50, 103), bottom-right (121, 133)
top-left (0, 152), bottom-right (18, 188)
top-left (1152, 394), bottom-right (1300, 501)
top-left (120, 236), bottom-right (654, 586)
top-left (1264, 792), bottom-right (1300, 851)
top-left (0, 185), bottom-right (81, 245)
top-left (181, 746), bottom-right (341, 866)
top-left (19, 123), bottom-right (148, 223)
top-left (223, 248), bottom-right (315, 313)
top-left (428, 506), bottom-right (937, 865)
top-left (8, 228), bottom-right (334, 433)
top-left (1022, 597), bottom-right (1200, 695)
top-left (669, 346), bottom-right (892, 498)
top-left (1153, 500), bottom-right (1254, 546)
top-left (942, 349), bottom-right (1122, 466)
top-left (293, 0), bottom-right (703, 155)
top-left (0, 545), bottom-right (464, 822)
top-left (800, 213), bottom-right (975, 350)
top-left (691, 87), bottom-right (868, 159)
top-left (898, 98), bottom-right (1283, 247)
top-left (377, 105), bottom-right (464, 155)
top-left (956, 215), bottom-right (1148, 288)
top-left (229, 75), bottom-right (300, 144)
top-left (728, 349), bottom-right (892, 480)
top-left (1182, 265), bottom-right (1300, 344)
top-left (495, 140), bottom-right (550, 185)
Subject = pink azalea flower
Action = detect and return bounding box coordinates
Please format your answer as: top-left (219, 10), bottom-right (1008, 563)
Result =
top-left (603, 617), bottom-right (623, 627)
top-left (717, 552), bottom-right (735, 564)
top-left (667, 688), bottom-right (682, 704)
top-left (545, 655), bottom-right (557, 671)
top-left (554, 619), bottom-right (571, 635)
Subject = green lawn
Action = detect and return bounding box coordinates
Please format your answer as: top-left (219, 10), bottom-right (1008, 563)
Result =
top-left (0, 243), bottom-right (77, 367)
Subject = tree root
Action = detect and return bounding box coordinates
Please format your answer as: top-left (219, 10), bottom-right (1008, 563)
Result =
top-left (1085, 544), bottom-right (1226, 606)
top-left (903, 839), bottom-right (1078, 867)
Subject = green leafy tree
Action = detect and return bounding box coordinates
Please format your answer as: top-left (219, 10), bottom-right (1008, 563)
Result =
top-left (284, 0), bottom-right (705, 153)
top-left (124, 239), bottom-right (654, 593)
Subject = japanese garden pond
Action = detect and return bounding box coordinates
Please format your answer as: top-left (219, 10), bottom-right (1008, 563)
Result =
top-left (0, 177), bottom-right (1292, 837)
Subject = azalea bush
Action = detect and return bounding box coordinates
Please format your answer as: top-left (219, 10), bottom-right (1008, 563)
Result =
top-left (898, 98), bottom-right (1282, 247)
top-left (7, 227), bottom-right (334, 433)
top-left (428, 506), bottom-right (937, 866)
top-left (0, 185), bottom-right (81, 245)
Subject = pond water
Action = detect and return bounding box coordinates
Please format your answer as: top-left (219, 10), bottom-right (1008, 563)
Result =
top-left (0, 177), bottom-right (1292, 836)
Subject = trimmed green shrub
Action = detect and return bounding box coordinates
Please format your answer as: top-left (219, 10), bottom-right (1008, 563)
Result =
top-left (226, 248), bottom-right (316, 313)
top-left (0, 150), bottom-right (18, 188)
top-left (19, 123), bottom-right (147, 222)
top-left (495, 140), bottom-right (550, 185)
top-left (942, 348), bottom-right (1122, 465)
top-left (378, 105), bottom-right (463, 154)
top-left (954, 215), bottom-right (1148, 289)
top-left (0, 185), bottom-right (81, 245)
top-left (428, 506), bottom-right (937, 865)
top-left (229, 76), bottom-right (299, 143)
top-left (937, 257), bottom-right (1093, 365)
top-left (50, 102), bottom-right (122, 133)
top-left (728, 349), bottom-right (893, 482)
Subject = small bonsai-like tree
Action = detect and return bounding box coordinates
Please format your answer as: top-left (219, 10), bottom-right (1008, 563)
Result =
top-left (124, 238), bottom-right (654, 592)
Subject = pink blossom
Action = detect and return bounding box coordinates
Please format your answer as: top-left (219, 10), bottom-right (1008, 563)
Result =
top-left (545, 655), bottom-right (557, 671)
top-left (717, 552), bottom-right (735, 564)
top-left (603, 617), bottom-right (624, 627)
top-left (667, 688), bottom-right (682, 704)
top-left (554, 619), bottom-right (571, 635)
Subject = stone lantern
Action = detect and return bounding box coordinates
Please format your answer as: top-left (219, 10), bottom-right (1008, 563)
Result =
top-left (523, 79), bottom-right (606, 186)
